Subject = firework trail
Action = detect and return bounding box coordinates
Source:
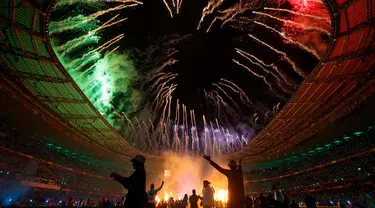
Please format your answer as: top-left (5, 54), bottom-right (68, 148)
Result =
top-left (57, 15), bottom-right (127, 56)
top-left (204, 90), bottom-right (220, 115)
top-left (218, 80), bottom-right (239, 94)
top-left (253, 21), bottom-right (321, 59)
top-left (197, 0), bottom-right (225, 30)
top-left (152, 83), bottom-right (168, 110)
top-left (163, 0), bottom-right (174, 17)
top-left (247, 33), bottom-right (307, 78)
top-left (212, 83), bottom-right (241, 110)
top-left (156, 84), bottom-right (177, 116)
top-left (236, 48), bottom-right (281, 83)
top-left (121, 112), bottom-right (136, 133)
top-left (273, 102), bottom-right (281, 114)
top-left (74, 35), bottom-right (124, 80)
top-left (50, 3), bottom-right (137, 35)
top-left (204, 89), bottom-right (236, 122)
top-left (177, 0), bottom-right (183, 14)
top-left (204, 0), bottom-right (260, 32)
top-left (162, 0), bottom-right (184, 18)
top-left (235, 48), bottom-right (294, 95)
top-left (264, 7), bottom-right (331, 24)
top-left (233, 59), bottom-right (280, 96)
top-left (233, 49), bottom-right (295, 88)
top-left (219, 78), bottom-right (256, 109)
top-left (252, 11), bottom-right (331, 36)
top-left (154, 85), bottom-right (170, 112)
top-left (152, 76), bottom-right (172, 95)
top-left (235, 48), bottom-right (273, 67)
top-left (151, 59), bottom-right (178, 79)
top-left (54, 0), bottom-right (142, 8)
top-left (152, 79), bottom-right (177, 112)
top-left (151, 72), bottom-right (177, 91)
top-left (70, 33), bottom-right (124, 71)
top-left (205, 6), bottom-right (240, 32)
top-left (176, 100), bottom-right (180, 126)
top-left (107, 45), bottom-right (120, 56)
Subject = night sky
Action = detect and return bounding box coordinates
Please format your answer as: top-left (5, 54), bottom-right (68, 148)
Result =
top-left (51, 0), bottom-right (329, 129)
top-left (116, 0), bottom-right (323, 125)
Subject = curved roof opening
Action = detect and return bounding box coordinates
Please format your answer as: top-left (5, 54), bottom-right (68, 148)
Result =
top-left (48, 0), bottom-right (331, 156)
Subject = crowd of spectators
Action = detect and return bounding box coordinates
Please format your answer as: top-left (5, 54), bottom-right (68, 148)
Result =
top-left (247, 152), bottom-right (374, 194)
top-left (0, 131), bottom-right (131, 178)
top-left (245, 128), bottom-right (374, 181)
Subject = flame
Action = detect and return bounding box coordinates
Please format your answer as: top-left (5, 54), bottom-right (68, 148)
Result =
top-left (164, 192), bottom-right (169, 201)
top-left (155, 195), bottom-right (160, 204)
top-left (215, 189), bottom-right (228, 203)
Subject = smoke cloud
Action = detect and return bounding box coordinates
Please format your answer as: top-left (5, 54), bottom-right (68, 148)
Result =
top-left (151, 152), bottom-right (229, 199)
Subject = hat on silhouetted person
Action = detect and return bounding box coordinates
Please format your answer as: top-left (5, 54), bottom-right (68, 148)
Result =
top-left (228, 160), bottom-right (237, 167)
top-left (131, 155), bottom-right (146, 164)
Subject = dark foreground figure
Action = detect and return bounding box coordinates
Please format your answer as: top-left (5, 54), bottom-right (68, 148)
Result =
top-left (111, 155), bottom-right (146, 208)
top-left (203, 155), bottom-right (245, 208)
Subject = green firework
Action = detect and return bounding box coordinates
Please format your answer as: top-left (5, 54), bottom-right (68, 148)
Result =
top-left (50, 1), bottom-right (143, 127)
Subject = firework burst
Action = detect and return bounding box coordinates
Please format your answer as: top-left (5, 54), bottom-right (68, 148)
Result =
top-left (49, 0), bottom-right (331, 155)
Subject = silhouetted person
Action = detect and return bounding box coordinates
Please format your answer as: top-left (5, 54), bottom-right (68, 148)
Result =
top-left (203, 155), bottom-right (244, 208)
top-left (111, 155), bottom-right (146, 208)
top-left (189, 189), bottom-right (199, 208)
top-left (147, 181), bottom-right (164, 208)
top-left (283, 193), bottom-right (290, 208)
top-left (268, 193), bottom-right (276, 208)
top-left (260, 193), bottom-right (266, 208)
top-left (290, 200), bottom-right (299, 208)
top-left (182, 194), bottom-right (188, 208)
top-left (305, 194), bottom-right (317, 208)
top-left (202, 180), bottom-right (215, 208)
top-left (245, 194), bottom-right (252, 208)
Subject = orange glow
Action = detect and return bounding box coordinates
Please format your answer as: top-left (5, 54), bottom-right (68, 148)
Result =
top-left (215, 189), bottom-right (228, 203)
top-left (155, 195), bottom-right (160, 204)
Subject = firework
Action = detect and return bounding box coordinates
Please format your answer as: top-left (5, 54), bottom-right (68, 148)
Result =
top-left (264, 7), bottom-right (330, 23)
top-left (162, 0), bottom-right (184, 18)
top-left (233, 59), bottom-right (279, 96)
top-left (253, 21), bottom-right (321, 59)
top-left (197, 0), bottom-right (225, 30)
top-left (247, 34), bottom-right (307, 78)
top-left (47, 0), bottom-right (330, 156)
top-left (253, 11), bottom-right (331, 36)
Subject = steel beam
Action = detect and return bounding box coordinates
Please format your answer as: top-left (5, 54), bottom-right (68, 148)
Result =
top-left (0, 46), bottom-right (55, 63)
top-left (19, 0), bottom-right (46, 16)
top-left (325, 48), bottom-right (375, 63)
top-left (63, 115), bottom-right (98, 120)
top-left (6, 71), bottom-right (70, 83)
top-left (0, 15), bottom-right (46, 41)
top-left (306, 72), bottom-right (369, 84)
top-left (37, 96), bottom-right (88, 104)
top-left (289, 100), bottom-right (326, 104)
top-left (337, 18), bottom-right (375, 37)
top-left (79, 128), bottom-right (114, 135)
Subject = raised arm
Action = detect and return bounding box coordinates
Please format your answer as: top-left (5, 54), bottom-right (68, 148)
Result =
top-left (110, 173), bottom-right (130, 189)
top-left (203, 155), bottom-right (229, 175)
top-left (155, 181), bottom-right (164, 192)
top-left (238, 158), bottom-right (243, 171)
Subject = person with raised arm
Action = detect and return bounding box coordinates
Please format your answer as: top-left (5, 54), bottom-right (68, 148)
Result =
top-left (203, 155), bottom-right (245, 208)
top-left (110, 155), bottom-right (147, 208)
top-left (146, 181), bottom-right (164, 208)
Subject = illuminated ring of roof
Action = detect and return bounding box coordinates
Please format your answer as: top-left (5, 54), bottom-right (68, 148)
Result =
top-left (0, 0), bottom-right (374, 163)
top-left (230, 0), bottom-right (375, 161)
top-left (0, 0), bottom-right (157, 161)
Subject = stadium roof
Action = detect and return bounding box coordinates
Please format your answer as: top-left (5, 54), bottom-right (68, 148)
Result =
top-left (0, 0), bottom-right (374, 163)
